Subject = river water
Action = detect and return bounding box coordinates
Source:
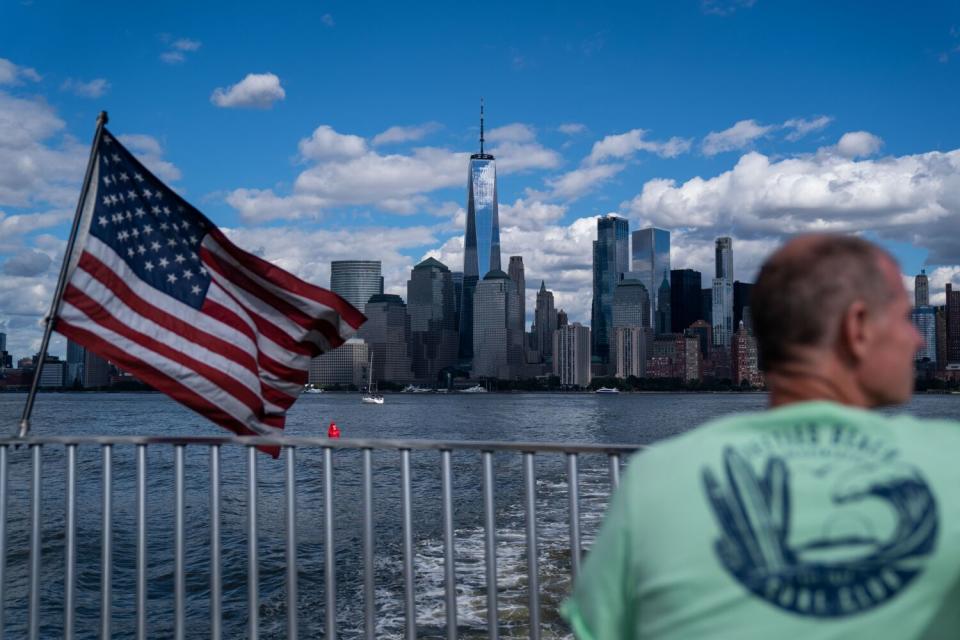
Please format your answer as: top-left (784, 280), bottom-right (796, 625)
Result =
top-left (0, 392), bottom-right (956, 638)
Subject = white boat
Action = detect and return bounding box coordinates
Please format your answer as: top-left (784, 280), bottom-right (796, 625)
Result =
top-left (460, 384), bottom-right (488, 393)
top-left (302, 386), bottom-right (323, 394)
top-left (402, 384), bottom-right (432, 393)
top-left (595, 387), bottom-right (620, 394)
top-left (361, 354), bottom-right (384, 404)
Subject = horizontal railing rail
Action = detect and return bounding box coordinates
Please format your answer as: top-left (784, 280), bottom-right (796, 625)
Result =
top-left (0, 435), bottom-right (644, 639)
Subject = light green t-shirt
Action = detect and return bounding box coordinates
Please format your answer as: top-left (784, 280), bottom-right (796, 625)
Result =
top-left (564, 401), bottom-right (960, 640)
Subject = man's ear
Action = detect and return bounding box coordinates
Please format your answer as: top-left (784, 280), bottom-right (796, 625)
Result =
top-left (839, 300), bottom-right (871, 363)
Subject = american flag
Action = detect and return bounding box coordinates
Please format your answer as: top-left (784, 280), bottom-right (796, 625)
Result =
top-left (55, 129), bottom-right (365, 451)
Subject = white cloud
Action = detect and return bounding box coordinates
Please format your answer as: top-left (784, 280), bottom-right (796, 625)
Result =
top-left (490, 141), bottom-right (561, 173)
top-left (2, 249), bottom-right (51, 276)
top-left (299, 125), bottom-right (367, 160)
top-left (117, 134), bottom-right (182, 181)
top-left (0, 58), bottom-right (41, 85)
top-left (702, 119), bottom-right (775, 156)
top-left (546, 163), bottom-right (625, 200)
top-left (160, 37), bottom-right (201, 64)
top-left (558, 123), bottom-right (586, 135)
top-left (783, 115), bottom-right (832, 141)
top-left (486, 123), bottom-right (536, 144)
top-left (499, 198), bottom-right (567, 231)
top-left (834, 131), bottom-right (883, 158)
top-left (587, 128), bottom-right (692, 164)
top-left (210, 73), bottom-right (286, 109)
top-left (372, 122), bottom-right (441, 146)
top-left (60, 78), bottom-right (110, 98)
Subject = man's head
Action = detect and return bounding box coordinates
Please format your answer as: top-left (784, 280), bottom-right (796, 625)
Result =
top-left (752, 234), bottom-right (923, 407)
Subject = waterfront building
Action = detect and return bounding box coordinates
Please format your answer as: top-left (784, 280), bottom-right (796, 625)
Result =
top-left (37, 355), bottom-right (65, 388)
top-left (361, 294), bottom-right (413, 384)
top-left (533, 281), bottom-right (558, 362)
top-left (330, 260), bottom-right (383, 314)
top-left (712, 237), bottom-right (734, 348)
top-left (733, 281), bottom-right (753, 332)
top-left (473, 270), bottom-right (523, 379)
top-left (451, 271), bottom-right (464, 330)
top-left (613, 326), bottom-right (651, 379)
top-left (508, 256), bottom-right (526, 331)
top-left (459, 102), bottom-right (502, 363)
top-left (0, 332), bottom-right (8, 369)
top-left (686, 320), bottom-right (712, 360)
top-left (407, 258), bottom-right (459, 382)
top-left (553, 323), bottom-right (591, 388)
top-left (557, 309), bottom-right (568, 327)
top-left (83, 349), bottom-right (111, 388)
top-left (915, 269), bottom-right (930, 307)
top-left (65, 339), bottom-right (86, 387)
top-left (612, 279), bottom-right (650, 328)
top-left (591, 215), bottom-right (629, 365)
top-left (712, 277), bottom-right (734, 347)
top-left (912, 306), bottom-right (937, 363)
top-left (936, 306), bottom-right (948, 369)
top-left (0, 332), bottom-right (4, 352)
top-left (700, 288), bottom-right (712, 327)
top-left (732, 321), bottom-right (764, 387)
top-left (646, 334), bottom-right (699, 381)
top-left (656, 275), bottom-right (671, 335)
top-left (631, 227), bottom-right (671, 332)
top-left (947, 284), bottom-right (960, 364)
top-left (309, 338), bottom-right (369, 387)
top-left (670, 269), bottom-right (703, 333)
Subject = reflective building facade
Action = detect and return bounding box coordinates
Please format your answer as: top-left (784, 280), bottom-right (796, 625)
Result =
top-left (612, 279), bottom-right (651, 328)
top-left (330, 260), bottom-right (383, 314)
top-left (472, 270), bottom-right (523, 379)
top-left (631, 228), bottom-right (671, 332)
top-left (459, 104), bottom-right (501, 363)
top-left (591, 215), bottom-right (630, 364)
top-left (671, 269), bottom-right (703, 333)
top-left (407, 257), bottom-right (459, 381)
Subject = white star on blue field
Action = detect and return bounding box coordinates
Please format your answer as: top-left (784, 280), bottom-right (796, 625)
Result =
top-left (1, 0), bottom-right (959, 358)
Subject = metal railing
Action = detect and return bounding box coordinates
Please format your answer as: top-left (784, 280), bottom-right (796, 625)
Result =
top-left (0, 435), bottom-right (642, 639)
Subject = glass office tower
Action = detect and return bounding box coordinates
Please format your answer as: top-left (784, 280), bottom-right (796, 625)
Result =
top-left (459, 102), bottom-right (501, 363)
top-left (591, 215), bottom-right (630, 365)
top-left (330, 260), bottom-right (383, 314)
top-left (631, 227), bottom-right (671, 331)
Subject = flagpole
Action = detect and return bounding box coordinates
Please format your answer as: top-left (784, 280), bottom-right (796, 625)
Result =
top-left (17, 111), bottom-right (109, 438)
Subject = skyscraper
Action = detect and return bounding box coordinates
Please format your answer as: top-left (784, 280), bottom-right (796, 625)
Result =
top-left (613, 326), bottom-right (650, 379)
top-left (670, 269), bottom-right (703, 333)
top-left (473, 269), bottom-right (523, 379)
top-left (630, 227), bottom-right (671, 331)
top-left (656, 275), bottom-right (672, 334)
top-left (946, 283), bottom-right (960, 364)
top-left (612, 279), bottom-right (650, 328)
top-left (553, 323), bottom-right (591, 388)
top-left (361, 294), bottom-right (413, 384)
top-left (407, 257), bottom-right (459, 382)
top-left (508, 256), bottom-right (526, 328)
top-left (733, 281), bottom-right (753, 332)
top-left (591, 215), bottom-right (629, 365)
top-left (915, 269), bottom-right (930, 307)
top-left (459, 102), bottom-right (501, 363)
top-left (712, 237), bottom-right (734, 347)
top-left (330, 260), bottom-right (383, 314)
top-left (534, 281), bottom-right (558, 361)
top-left (912, 306), bottom-right (937, 363)
top-left (310, 338), bottom-right (369, 388)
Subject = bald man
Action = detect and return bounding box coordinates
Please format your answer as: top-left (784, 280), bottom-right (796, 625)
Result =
top-left (564, 235), bottom-right (960, 639)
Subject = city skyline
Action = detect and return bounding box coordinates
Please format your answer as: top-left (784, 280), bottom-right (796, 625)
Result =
top-left (2, 2), bottom-right (960, 360)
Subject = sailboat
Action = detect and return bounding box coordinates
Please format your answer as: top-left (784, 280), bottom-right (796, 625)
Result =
top-left (361, 354), bottom-right (384, 405)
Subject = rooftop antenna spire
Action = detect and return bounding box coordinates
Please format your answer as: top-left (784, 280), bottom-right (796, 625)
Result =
top-left (480, 98), bottom-right (485, 155)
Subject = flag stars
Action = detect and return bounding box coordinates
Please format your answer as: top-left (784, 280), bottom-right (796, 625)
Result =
top-left (111, 153), bottom-right (121, 163)
top-left (102, 196), bottom-right (112, 207)
top-left (117, 230), bottom-right (130, 241)
top-left (103, 175), bottom-right (113, 186)
top-left (167, 238), bottom-right (177, 248)
top-left (167, 273), bottom-right (178, 284)
top-left (134, 172), bottom-right (143, 182)
top-left (130, 228), bottom-right (140, 239)
top-left (159, 222), bottom-right (169, 231)
top-left (191, 285), bottom-right (201, 295)
top-left (152, 206), bottom-right (162, 215)
top-left (143, 188), bottom-right (153, 199)
top-left (128, 190), bottom-right (138, 200)
top-left (182, 269), bottom-right (193, 279)
top-left (174, 254), bottom-right (186, 264)
top-left (142, 224), bottom-right (153, 235)
top-left (137, 244), bottom-right (146, 255)
top-left (98, 216), bottom-right (108, 227)
top-left (144, 261), bottom-right (154, 272)
top-left (158, 257), bottom-right (170, 269)
top-left (150, 241), bottom-right (161, 252)
top-left (199, 266), bottom-right (208, 276)
top-left (135, 207), bottom-right (146, 218)
top-left (162, 206), bottom-right (171, 215)
top-left (127, 248), bottom-right (135, 258)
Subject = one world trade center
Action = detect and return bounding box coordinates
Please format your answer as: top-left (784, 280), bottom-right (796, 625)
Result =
top-left (459, 101), bottom-right (501, 363)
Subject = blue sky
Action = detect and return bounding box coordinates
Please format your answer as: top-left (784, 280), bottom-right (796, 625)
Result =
top-left (2, 0), bottom-right (960, 359)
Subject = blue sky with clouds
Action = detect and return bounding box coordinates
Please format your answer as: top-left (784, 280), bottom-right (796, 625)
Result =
top-left (2, 0), bottom-right (960, 359)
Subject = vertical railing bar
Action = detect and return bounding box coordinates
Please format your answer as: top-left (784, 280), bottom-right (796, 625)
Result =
top-left (566, 453), bottom-right (581, 580)
top-left (323, 447), bottom-right (336, 640)
top-left (209, 445), bottom-right (221, 640)
top-left (174, 445), bottom-right (185, 640)
top-left (285, 446), bottom-right (298, 640)
top-left (136, 444), bottom-right (147, 640)
top-left (247, 446), bottom-right (259, 640)
top-left (28, 445), bottom-right (41, 640)
top-left (608, 453), bottom-right (621, 490)
top-left (362, 448), bottom-right (375, 640)
top-left (0, 445), bottom-right (7, 640)
top-left (400, 449), bottom-right (416, 640)
top-left (482, 451), bottom-right (498, 640)
top-left (65, 444), bottom-right (77, 640)
top-left (523, 452), bottom-right (540, 640)
top-left (441, 450), bottom-right (457, 640)
top-left (100, 445), bottom-right (112, 640)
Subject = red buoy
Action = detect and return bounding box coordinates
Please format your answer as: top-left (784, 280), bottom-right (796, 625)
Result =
top-left (327, 421), bottom-right (341, 439)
